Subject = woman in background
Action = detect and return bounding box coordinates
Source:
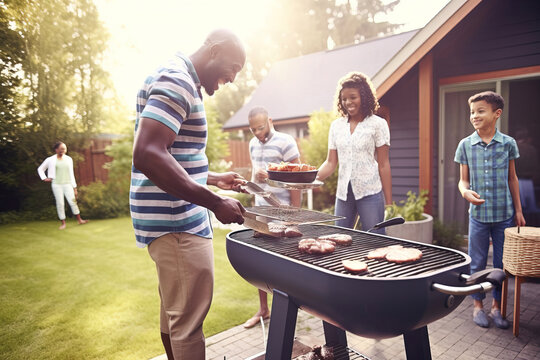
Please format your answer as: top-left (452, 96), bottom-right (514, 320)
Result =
top-left (317, 72), bottom-right (392, 233)
top-left (38, 141), bottom-right (88, 229)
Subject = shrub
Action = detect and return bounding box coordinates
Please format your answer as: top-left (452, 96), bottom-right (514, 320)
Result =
top-left (77, 181), bottom-right (129, 219)
top-left (385, 190), bottom-right (429, 221)
top-left (433, 218), bottom-right (464, 250)
top-left (300, 110), bottom-right (338, 210)
top-left (0, 206), bottom-right (57, 225)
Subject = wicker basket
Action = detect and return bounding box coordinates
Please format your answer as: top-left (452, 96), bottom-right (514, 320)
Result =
top-left (503, 227), bottom-right (540, 277)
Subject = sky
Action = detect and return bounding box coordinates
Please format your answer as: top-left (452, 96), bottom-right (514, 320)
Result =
top-left (94, 0), bottom-right (451, 108)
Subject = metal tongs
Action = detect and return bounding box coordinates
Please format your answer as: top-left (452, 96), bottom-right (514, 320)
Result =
top-left (240, 180), bottom-right (283, 237)
top-left (240, 180), bottom-right (282, 207)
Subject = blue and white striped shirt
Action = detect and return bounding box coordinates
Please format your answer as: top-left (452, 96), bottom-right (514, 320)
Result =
top-left (454, 129), bottom-right (520, 223)
top-left (130, 53), bottom-right (212, 248)
top-left (249, 131), bottom-right (300, 205)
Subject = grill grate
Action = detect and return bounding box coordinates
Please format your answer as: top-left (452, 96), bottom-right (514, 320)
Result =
top-left (230, 224), bottom-right (467, 278)
top-left (245, 206), bottom-right (344, 225)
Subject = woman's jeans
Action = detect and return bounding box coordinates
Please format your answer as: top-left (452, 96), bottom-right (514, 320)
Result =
top-left (51, 183), bottom-right (80, 220)
top-left (334, 183), bottom-right (385, 234)
top-left (468, 216), bottom-right (514, 302)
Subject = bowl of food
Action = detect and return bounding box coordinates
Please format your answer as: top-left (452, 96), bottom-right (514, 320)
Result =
top-left (267, 162), bottom-right (318, 183)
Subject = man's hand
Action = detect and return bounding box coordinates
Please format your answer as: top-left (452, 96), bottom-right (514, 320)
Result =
top-left (74, 188), bottom-right (78, 198)
top-left (43, 178), bottom-right (52, 183)
top-left (255, 169), bottom-right (268, 182)
top-left (463, 190), bottom-right (485, 205)
top-left (515, 211), bottom-right (526, 227)
top-left (212, 197), bottom-right (245, 224)
top-left (215, 172), bottom-right (245, 192)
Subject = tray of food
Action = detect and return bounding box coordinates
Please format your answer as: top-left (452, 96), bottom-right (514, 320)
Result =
top-left (267, 162), bottom-right (318, 183)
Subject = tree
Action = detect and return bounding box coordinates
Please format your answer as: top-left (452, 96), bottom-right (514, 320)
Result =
top-left (204, 102), bottom-right (231, 172)
top-left (212, 0), bottom-right (400, 124)
top-left (0, 0), bottom-right (114, 212)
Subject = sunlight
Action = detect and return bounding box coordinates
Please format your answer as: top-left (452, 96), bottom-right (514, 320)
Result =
top-left (94, 0), bottom-right (450, 109)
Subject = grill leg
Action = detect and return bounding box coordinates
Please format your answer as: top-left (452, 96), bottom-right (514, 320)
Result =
top-left (265, 289), bottom-right (298, 360)
top-left (323, 321), bottom-right (349, 360)
top-left (403, 325), bottom-right (432, 360)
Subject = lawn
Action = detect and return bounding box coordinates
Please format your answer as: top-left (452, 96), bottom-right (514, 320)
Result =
top-left (0, 217), bottom-right (260, 360)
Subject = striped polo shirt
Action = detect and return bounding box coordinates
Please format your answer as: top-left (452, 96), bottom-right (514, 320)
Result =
top-left (454, 129), bottom-right (520, 223)
top-left (249, 130), bottom-right (300, 205)
top-left (130, 53), bottom-right (211, 248)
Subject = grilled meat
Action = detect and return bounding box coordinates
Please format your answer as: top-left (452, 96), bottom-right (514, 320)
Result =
top-left (342, 259), bottom-right (368, 274)
top-left (298, 238), bottom-right (336, 255)
top-left (284, 224), bottom-right (303, 237)
top-left (385, 247), bottom-right (423, 263)
top-left (366, 245), bottom-right (403, 259)
top-left (317, 233), bottom-right (352, 246)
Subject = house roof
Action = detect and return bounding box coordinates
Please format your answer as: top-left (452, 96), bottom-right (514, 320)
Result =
top-left (223, 0), bottom-right (482, 130)
top-left (223, 30), bottom-right (418, 130)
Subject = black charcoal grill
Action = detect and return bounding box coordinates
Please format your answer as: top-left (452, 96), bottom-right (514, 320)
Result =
top-left (226, 223), bottom-right (505, 360)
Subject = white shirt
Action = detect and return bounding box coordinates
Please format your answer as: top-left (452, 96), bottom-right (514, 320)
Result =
top-left (328, 114), bottom-right (390, 201)
top-left (249, 130), bottom-right (300, 205)
top-left (37, 154), bottom-right (77, 188)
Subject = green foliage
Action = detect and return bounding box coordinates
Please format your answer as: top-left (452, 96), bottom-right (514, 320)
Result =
top-left (0, 0), bottom-right (118, 212)
top-left (0, 206), bottom-right (57, 225)
top-left (205, 103), bottom-right (232, 172)
top-left (433, 218), bottom-right (465, 250)
top-left (210, 0), bottom-right (401, 124)
top-left (385, 190), bottom-right (429, 221)
top-left (77, 135), bottom-right (133, 219)
top-left (77, 181), bottom-right (128, 219)
top-left (300, 110), bottom-right (338, 209)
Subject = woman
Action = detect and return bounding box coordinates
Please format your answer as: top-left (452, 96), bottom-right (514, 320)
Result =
top-left (317, 72), bottom-right (392, 233)
top-left (38, 142), bottom-right (88, 229)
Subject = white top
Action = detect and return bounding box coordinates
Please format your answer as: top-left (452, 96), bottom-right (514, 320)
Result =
top-left (37, 154), bottom-right (77, 188)
top-left (328, 114), bottom-right (390, 201)
top-left (249, 130), bottom-right (300, 205)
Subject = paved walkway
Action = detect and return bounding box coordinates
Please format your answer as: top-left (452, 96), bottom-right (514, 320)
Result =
top-left (199, 276), bottom-right (540, 360)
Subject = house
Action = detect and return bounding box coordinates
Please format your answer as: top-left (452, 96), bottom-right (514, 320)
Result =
top-left (223, 0), bottom-right (540, 230)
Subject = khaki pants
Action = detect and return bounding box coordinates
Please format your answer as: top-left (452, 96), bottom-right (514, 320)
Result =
top-left (148, 232), bottom-right (214, 360)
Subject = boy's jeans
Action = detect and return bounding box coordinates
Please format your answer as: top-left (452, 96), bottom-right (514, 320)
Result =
top-left (468, 216), bottom-right (514, 302)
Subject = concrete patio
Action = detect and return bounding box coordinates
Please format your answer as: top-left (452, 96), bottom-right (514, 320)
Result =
top-left (201, 275), bottom-right (540, 360)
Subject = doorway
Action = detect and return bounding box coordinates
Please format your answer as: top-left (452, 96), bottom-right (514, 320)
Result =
top-left (439, 75), bottom-right (540, 232)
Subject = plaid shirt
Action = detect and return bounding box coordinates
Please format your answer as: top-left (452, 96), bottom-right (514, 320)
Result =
top-left (454, 129), bottom-right (519, 223)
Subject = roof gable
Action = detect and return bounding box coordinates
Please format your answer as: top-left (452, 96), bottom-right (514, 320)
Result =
top-left (223, 30), bottom-right (418, 129)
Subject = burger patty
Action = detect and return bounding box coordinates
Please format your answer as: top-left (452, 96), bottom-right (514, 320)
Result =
top-left (385, 247), bottom-right (423, 263)
top-left (366, 245), bottom-right (403, 259)
top-left (342, 260), bottom-right (368, 274)
top-left (298, 238), bottom-right (336, 255)
top-left (317, 233), bottom-right (352, 246)
top-left (254, 222), bottom-right (303, 238)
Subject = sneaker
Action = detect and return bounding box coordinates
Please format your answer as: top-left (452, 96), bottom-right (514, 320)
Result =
top-left (489, 309), bottom-right (510, 329)
top-left (473, 308), bottom-right (490, 328)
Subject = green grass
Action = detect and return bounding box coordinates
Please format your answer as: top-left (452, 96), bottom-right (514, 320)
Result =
top-left (0, 218), bottom-right (260, 360)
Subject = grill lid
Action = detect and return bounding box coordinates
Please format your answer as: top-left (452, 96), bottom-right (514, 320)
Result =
top-left (229, 224), bottom-right (467, 278)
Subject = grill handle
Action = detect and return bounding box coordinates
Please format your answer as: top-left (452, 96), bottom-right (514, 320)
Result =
top-left (432, 269), bottom-right (506, 296)
top-left (367, 216), bottom-right (405, 232)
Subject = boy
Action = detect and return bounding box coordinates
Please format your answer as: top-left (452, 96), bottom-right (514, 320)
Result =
top-left (455, 91), bottom-right (526, 329)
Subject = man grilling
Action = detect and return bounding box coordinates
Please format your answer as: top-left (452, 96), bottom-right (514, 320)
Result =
top-left (130, 29), bottom-right (246, 359)
top-left (244, 106), bottom-right (301, 328)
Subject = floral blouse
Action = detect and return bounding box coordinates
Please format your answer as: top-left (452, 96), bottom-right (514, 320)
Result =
top-left (328, 114), bottom-right (390, 201)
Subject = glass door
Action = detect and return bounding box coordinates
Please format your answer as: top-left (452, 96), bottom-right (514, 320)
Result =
top-left (439, 83), bottom-right (496, 232)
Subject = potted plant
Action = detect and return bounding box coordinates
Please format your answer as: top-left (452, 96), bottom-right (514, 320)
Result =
top-left (384, 190), bottom-right (433, 244)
